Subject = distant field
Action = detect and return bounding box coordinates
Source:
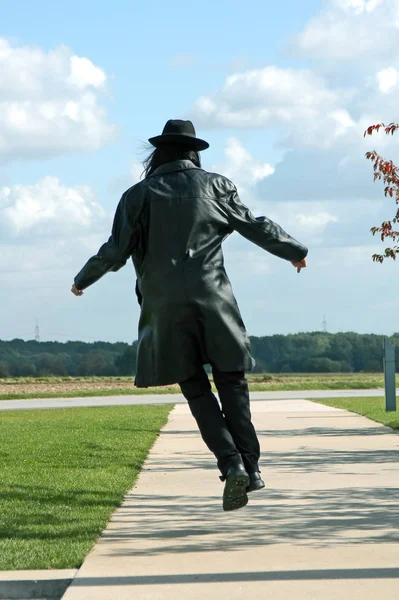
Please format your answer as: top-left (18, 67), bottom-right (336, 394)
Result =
top-left (0, 372), bottom-right (393, 400)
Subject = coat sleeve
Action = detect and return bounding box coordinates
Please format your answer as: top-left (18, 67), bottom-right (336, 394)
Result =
top-left (74, 188), bottom-right (141, 290)
top-left (224, 186), bottom-right (308, 262)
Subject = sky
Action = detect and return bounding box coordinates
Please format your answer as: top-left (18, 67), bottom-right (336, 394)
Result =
top-left (1, 0), bottom-right (399, 343)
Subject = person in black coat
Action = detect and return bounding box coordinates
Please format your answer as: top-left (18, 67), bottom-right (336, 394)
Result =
top-left (72, 120), bottom-right (308, 511)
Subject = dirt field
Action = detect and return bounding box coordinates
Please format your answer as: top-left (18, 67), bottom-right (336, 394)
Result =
top-left (0, 377), bottom-right (179, 396)
top-left (0, 372), bottom-right (389, 399)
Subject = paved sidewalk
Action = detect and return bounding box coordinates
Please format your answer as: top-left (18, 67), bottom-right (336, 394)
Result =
top-left (0, 387), bottom-right (394, 411)
top-left (62, 399), bottom-right (399, 600)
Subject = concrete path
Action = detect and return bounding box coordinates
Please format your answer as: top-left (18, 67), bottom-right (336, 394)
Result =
top-left (0, 387), bottom-right (394, 411)
top-left (61, 398), bottom-right (399, 600)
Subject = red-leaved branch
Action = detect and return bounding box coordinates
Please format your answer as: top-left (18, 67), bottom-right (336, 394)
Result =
top-left (364, 122), bottom-right (399, 262)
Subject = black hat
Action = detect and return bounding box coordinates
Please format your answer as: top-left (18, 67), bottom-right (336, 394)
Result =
top-left (148, 119), bottom-right (209, 151)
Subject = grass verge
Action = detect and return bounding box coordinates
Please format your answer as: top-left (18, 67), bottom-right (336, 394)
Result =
top-left (313, 397), bottom-right (399, 430)
top-left (0, 404), bottom-right (173, 570)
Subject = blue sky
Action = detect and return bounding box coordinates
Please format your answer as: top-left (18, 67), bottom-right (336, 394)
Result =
top-left (1, 0), bottom-right (399, 343)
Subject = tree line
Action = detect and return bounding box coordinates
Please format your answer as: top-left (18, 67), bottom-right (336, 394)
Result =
top-left (0, 339), bottom-right (130, 378)
top-left (0, 332), bottom-right (398, 378)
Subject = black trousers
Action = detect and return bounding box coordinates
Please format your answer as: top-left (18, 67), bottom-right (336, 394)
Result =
top-left (179, 366), bottom-right (260, 477)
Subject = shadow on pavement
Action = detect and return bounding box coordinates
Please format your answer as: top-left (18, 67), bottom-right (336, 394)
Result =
top-left (100, 428), bottom-right (399, 556)
top-left (101, 482), bottom-right (399, 556)
top-left (72, 567), bottom-right (399, 586)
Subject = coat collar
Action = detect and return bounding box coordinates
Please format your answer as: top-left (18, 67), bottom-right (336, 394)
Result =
top-left (148, 159), bottom-right (199, 178)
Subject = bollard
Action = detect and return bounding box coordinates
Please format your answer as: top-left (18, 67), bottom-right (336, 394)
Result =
top-left (383, 339), bottom-right (396, 412)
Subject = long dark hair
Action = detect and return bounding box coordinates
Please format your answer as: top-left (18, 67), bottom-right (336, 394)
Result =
top-left (142, 144), bottom-right (201, 178)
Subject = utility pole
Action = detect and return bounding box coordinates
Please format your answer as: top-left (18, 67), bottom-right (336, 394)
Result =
top-left (35, 319), bottom-right (40, 343)
top-left (322, 315), bottom-right (327, 333)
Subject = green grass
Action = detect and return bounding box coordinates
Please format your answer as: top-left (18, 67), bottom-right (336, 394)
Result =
top-left (0, 404), bottom-right (173, 570)
top-left (247, 373), bottom-right (389, 391)
top-left (313, 397), bottom-right (399, 430)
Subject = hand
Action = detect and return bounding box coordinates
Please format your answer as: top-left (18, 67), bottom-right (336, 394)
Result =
top-left (291, 258), bottom-right (307, 273)
top-left (71, 283), bottom-right (84, 296)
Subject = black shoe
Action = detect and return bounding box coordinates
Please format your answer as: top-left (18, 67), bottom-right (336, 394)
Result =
top-left (247, 472), bottom-right (265, 493)
top-left (222, 464), bottom-right (249, 512)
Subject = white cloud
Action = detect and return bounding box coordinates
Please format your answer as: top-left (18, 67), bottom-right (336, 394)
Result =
top-left (0, 176), bottom-right (116, 311)
top-left (191, 66), bottom-right (344, 129)
top-left (0, 177), bottom-right (106, 239)
top-left (265, 201), bottom-right (340, 247)
top-left (293, 0), bottom-right (394, 60)
top-left (0, 38), bottom-right (116, 160)
top-left (218, 137), bottom-right (274, 186)
top-left (191, 66), bottom-right (360, 149)
top-left (206, 137), bottom-right (275, 229)
top-left (376, 67), bottom-right (398, 92)
top-left (334, 0), bottom-right (383, 14)
top-left (328, 109), bottom-right (356, 137)
top-left (68, 56), bottom-right (106, 88)
top-left (297, 211), bottom-right (338, 229)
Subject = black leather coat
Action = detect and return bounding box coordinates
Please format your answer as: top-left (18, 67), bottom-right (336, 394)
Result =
top-left (74, 160), bottom-right (308, 387)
